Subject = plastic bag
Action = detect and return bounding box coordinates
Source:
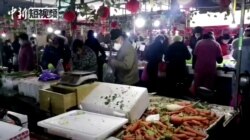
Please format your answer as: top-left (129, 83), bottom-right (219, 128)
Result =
top-left (38, 70), bottom-right (60, 82)
top-left (103, 63), bottom-right (116, 83)
top-left (12, 54), bottom-right (18, 65)
top-left (56, 59), bottom-right (65, 76)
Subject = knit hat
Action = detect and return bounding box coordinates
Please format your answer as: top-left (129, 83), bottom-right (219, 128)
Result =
top-left (173, 36), bottom-right (183, 42)
top-left (110, 29), bottom-right (122, 40)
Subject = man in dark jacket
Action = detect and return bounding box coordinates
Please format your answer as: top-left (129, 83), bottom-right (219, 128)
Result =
top-left (41, 37), bottom-right (63, 69)
top-left (2, 40), bottom-right (14, 73)
top-left (190, 26), bottom-right (203, 69)
top-left (85, 30), bottom-right (106, 80)
top-left (12, 36), bottom-right (20, 71)
top-left (18, 33), bottom-right (34, 72)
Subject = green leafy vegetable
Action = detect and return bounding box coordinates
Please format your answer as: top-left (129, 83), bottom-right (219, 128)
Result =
top-left (146, 130), bottom-right (155, 136)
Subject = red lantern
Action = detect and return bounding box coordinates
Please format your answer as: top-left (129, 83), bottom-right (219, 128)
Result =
top-left (64, 11), bottom-right (76, 23)
top-left (97, 5), bottom-right (110, 19)
top-left (126, 0), bottom-right (140, 14)
top-left (111, 21), bottom-right (119, 29)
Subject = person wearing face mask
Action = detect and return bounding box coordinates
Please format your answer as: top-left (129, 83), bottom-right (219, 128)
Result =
top-left (189, 27), bottom-right (203, 69)
top-left (217, 34), bottom-right (231, 56)
top-left (18, 33), bottom-right (34, 72)
top-left (72, 39), bottom-right (97, 72)
top-left (41, 36), bottom-right (63, 70)
top-left (2, 40), bottom-right (14, 73)
top-left (145, 35), bottom-right (166, 92)
top-left (109, 29), bottom-right (139, 85)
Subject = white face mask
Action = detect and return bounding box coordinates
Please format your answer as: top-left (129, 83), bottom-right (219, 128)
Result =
top-left (222, 40), bottom-right (229, 44)
top-left (195, 33), bottom-right (201, 39)
top-left (114, 43), bottom-right (122, 51)
top-left (19, 40), bottom-right (23, 45)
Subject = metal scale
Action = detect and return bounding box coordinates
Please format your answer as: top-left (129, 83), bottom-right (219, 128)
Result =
top-left (59, 71), bottom-right (98, 86)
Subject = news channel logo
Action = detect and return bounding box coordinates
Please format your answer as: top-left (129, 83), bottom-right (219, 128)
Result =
top-left (8, 7), bottom-right (58, 20)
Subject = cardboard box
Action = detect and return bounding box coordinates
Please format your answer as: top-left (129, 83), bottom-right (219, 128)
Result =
top-left (51, 82), bottom-right (98, 104)
top-left (39, 87), bottom-right (76, 115)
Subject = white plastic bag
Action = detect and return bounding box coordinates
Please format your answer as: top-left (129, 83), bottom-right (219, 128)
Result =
top-left (56, 59), bottom-right (64, 76)
top-left (102, 63), bottom-right (116, 83)
top-left (12, 54), bottom-right (18, 66)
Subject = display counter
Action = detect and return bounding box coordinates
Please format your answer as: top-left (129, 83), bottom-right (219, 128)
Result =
top-left (115, 95), bottom-right (238, 140)
top-left (38, 89), bottom-right (237, 140)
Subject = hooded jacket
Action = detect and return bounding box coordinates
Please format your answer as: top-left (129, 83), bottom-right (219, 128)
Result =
top-left (110, 38), bottom-right (139, 85)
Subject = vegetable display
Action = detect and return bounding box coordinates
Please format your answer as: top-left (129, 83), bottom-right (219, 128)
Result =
top-left (120, 100), bottom-right (221, 140)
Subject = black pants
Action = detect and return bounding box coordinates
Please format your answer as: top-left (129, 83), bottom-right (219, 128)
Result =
top-left (97, 60), bottom-right (104, 81)
top-left (147, 64), bottom-right (158, 93)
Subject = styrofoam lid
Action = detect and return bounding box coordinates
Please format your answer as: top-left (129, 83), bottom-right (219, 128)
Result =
top-left (38, 110), bottom-right (128, 139)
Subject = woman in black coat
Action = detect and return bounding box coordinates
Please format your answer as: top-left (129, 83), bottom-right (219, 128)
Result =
top-left (145, 35), bottom-right (167, 92)
top-left (165, 36), bottom-right (191, 96)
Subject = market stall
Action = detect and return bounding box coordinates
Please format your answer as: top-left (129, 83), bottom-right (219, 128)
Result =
top-left (0, 72), bottom-right (59, 101)
top-left (1, 0), bottom-right (249, 139)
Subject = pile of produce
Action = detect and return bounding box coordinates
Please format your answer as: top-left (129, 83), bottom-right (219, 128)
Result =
top-left (122, 120), bottom-right (174, 140)
top-left (120, 100), bottom-right (221, 140)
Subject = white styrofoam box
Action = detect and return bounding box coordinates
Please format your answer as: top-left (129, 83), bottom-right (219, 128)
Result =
top-left (1, 76), bottom-right (21, 90)
top-left (80, 82), bottom-right (149, 122)
top-left (38, 110), bottom-right (128, 140)
top-left (18, 77), bottom-right (58, 101)
top-left (7, 111), bottom-right (28, 128)
top-left (0, 121), bottom-right (30, 140)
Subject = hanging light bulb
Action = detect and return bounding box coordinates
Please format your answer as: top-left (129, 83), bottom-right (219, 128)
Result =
top-left (153, 20), bottom-right (160, 27)
top-left (135, 17), bottom-right (145, 28)
top-left (47, 27), bottom-right (54, 33)
top-left (1, 33), bottom-right (6, 38)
